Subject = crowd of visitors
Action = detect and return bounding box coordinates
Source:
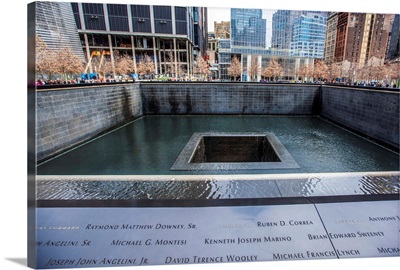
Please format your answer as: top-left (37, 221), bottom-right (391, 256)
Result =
top-left (34, 77), bottom-right (398, 89)
top-left (35, 79), bottom-right (80, 86)
top-left (35, 78), bottom-right (129, 86)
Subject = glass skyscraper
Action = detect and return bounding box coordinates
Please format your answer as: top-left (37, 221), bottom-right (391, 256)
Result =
top-left (231, 8), bottom-right (266, 51)
top-left (290, 11), bottom-right (327, 58)
top-left (35, 1), bottom-right (85, 60)
top-left (271, 10), bottom-right (302, 56)
top-left (67, 2), bottom-right (208, 78)
top-left (270, 10), bottom-right (327, 58)
top-left (215, 8), bottom-right (330, 81)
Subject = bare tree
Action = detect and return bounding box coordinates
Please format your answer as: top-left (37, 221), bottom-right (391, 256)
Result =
top-left (176, 63), bottom-right (187, 79)
top-left (97, 50), bottom-right (111, 78)
top-left (270, 59), bottom-right (283, 81)
top-left (297, 64), bottom-right (307, 82)
top-left (247, 57), bottom-right (260, 82)
top-left (348, 62), bottom-right (359, 82)
top-left (54, 47), bottom-right (84, 81)
top-left (327, 62), bottom-right (340, 83)
top-left (262, 59), bottom-right (282, 82)
top-left (307, 62), bottom-right (315, 81)
top-left (99, 57), bottom-right (113, 80)
top-left (373, 65), bottom-right (387, 83)
top-left (35, 35), bottom-right (47, 74)
top-left (354, 64), bottom-right (367, 84)
top-left (163, 51), bottom-right (177, 77)
top-left (114, 52), bottom-right (135, 78)
top-left (227, 55), bottom-right (242, 81)
top-left (283, 65), bottom-right (295, 81)
top-left (36, 35), bottom-right (86, 82)
top-left (35, 35), bottom-right (58, 80)
top-left (298, 62), bottom-right (314, 82)
top-left (137, 54), bottom-right (155, 79)
top-left (386, 61), bottom-right (400, 87)
top-left (160, 51), bottom-right (186, 79)
top-left (262, 65), bottom-right (273, 81)
top-left (193, 56), bottom-right (210, 80)
top-left (362, 64), bottom-right (376, 84)
top-left (313, 60), bottom-right (328, 81)
top-left (340, 60), bottom-right (352, 81)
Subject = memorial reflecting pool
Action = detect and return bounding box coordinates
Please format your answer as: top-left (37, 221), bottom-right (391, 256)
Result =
top-left (36, 115), bottom-right (399, 200)
top-left (37, 115), bottom-right (398, 175)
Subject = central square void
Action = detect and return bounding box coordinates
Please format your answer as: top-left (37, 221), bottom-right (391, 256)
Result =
top-left (171, 132), bottom-right (299, 171)
top-left (191, 136), bottom-right (280, 163)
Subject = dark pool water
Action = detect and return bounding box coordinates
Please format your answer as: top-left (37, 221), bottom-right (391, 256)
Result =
top-left (36, 116), bottom-right (399, 200)
top-left (37, 115), bottom-right (399, 175)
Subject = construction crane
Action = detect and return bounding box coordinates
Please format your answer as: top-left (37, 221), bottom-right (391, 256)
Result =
top-left (84, 50), bottom-right (101, 73)
top-left (81, 50), bottom-right (111, 81)
top-left (98, 50), bottom-right (111, 71)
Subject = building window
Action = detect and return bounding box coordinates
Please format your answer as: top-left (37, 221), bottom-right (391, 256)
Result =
top-left (112, 35), bottom-right (132, 48)
top-left (131, 5), bottom-right (151, 33)
top-left (176, 51), bottom-right (187, 63)
top-left (87, 34), bottom-right (109, 47)
top-left (71, 3), bottom-right (82, 29)
top-left (154, 6), bottom-right (172, 34)
top-left (175, 7), bottom-right (187, 35)
top-left (82, 3), bottom-right (106, 31)
top-left (107, 4), bottom-right (129, 32)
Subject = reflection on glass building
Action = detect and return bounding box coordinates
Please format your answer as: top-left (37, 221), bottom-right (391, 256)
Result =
top-left (231, 9), bottom-right (266, 49)
top-left (290, 12), bottom-right (327, 58)
top-left (271, 10), bottom-right (302, 56)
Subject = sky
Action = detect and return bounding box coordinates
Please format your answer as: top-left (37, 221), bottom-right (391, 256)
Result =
top-left (1, 1), bottom-right (400, 270)
top-left (207, 7), bottom-right (231, 32)
top-left (206, 0), bottom-right (400, 33)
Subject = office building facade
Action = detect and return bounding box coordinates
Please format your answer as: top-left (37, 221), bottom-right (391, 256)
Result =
top-left (214, 21), bottom-right (230, 39)
top-left (271, 10), bottom-right (327, 58)
top-left (271, 10), bottom-right (302, 56)
top-left (219, 8), bottom-right (267, 81)
top-left (193, 7), bottom-right (208, 59)
top-left (207, 33), bottom-right (218, 63)
top-left (386, 14), bottom-right (400, 62)
top-left (290, 11), bottom-right (327, 58)
top-left (70, 2), bottom-right (207, 77)
top-left (231, 8), bottom-right (266, 51)
top-left (218, 8), bottom-right (319, 81)
top-left (35, 1), bottom-right (84, 60)
top-left (334, 12), bottom-right (393, 65)
top-left (324, 12), bottom-right (338, 63)
top-left (386, 14), bottom-right (400, 61)
top-left (217, 39), bottom-right (232, 80)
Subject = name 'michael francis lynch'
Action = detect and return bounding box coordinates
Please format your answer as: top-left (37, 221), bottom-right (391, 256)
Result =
top-left (272, 249), bottom-right (361, 260)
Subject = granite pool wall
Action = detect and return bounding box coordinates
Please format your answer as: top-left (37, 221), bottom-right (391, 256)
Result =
top-left (35, 83), bottom-right (399, 161)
